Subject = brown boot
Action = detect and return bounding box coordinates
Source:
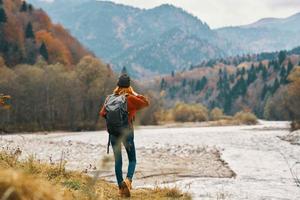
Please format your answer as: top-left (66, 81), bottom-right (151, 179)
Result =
top-left (118, 186), bottom-right (124, 197)
top-left (124, 178), bottom-right (132, 190)
top-left (120, 181), bottom-right (130, 197)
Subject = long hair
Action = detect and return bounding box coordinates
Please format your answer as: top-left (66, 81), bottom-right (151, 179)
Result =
top-left (113, 86), bottom-right (136, 96)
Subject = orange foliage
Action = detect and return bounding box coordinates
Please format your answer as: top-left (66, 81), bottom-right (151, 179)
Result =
top-left (52, 24), bottom-right (90, 63)
top-left (36, 30), bottom-right (73, 65)
top-left (31, 10), bottom-right (52, 31)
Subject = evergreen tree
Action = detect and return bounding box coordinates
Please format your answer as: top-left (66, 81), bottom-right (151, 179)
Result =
top-left (280, 66), bottom-right (286, 78)
top-left (240, 77), bottom-right (247, 96)
top-left (229, 74), bottom-right (235, 83)
top-left (39, 42), bottom-right (48, 61)
top-left (278, 51), bottom-right (286, 65)
top-left (195, 76), bottom-right (207, 92)
top-left (287, 60), bottom-right (294, 75)
top-left (241, 67), bottom-right (246, 76)
top-left (25, 22), bottom-right (35, 39)
top-left (219, 69), bottom-right (222, 76)
top-left (181, 79), bottom-right (187, 87)
top-left (258, 62), bottom-right (264, 72)
top-left (217, 72), bottom-right (232, 113)
top-left (171, 70), bottom-right (175, 77)
top-left (261, 84), bottom-right (268, 100)
top-left (262, 66), bottom-right (268, 81)
top-left (247, 65), bottom-right (257, 85)
top-left (272, 78), bottom-right (280, 94)
top-left (273, 60), bottom-right (280, 71)
top-left (236, 68), bottom-right (241, 77)
top-left (28, 4), bottom-right (33, 12)
top-left (0, 7), bottom-right (7, 23)
top-left (20, 1), bottom-right (28, 12)
top-left (121, 66), bottom-right (127, 74)
top-left (160, 78), bottom-right (166, 90)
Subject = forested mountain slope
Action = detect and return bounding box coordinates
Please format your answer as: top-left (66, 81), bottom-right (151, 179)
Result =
top-left (154, 47), bottom-right (300, 119)
top-left (0, 0), bottom-right (91, 67)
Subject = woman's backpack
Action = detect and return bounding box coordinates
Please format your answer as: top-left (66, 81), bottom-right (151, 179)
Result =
top-left (104, 94), bottom-right (129, 135)
top-left (104, 94), bottom-right (129, 154)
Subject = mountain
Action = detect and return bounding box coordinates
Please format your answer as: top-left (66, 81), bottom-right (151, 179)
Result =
top-left (244, 12), bottom-right (300, 31)
top-left (27, 0), bottom-right (227, 77)
top-left (216, 12), bottom-right (300, 55)
top-left (28, 0), bottom-right (300, 77)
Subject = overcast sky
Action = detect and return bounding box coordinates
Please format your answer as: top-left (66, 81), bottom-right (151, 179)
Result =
top-left (107, 0), bottom-right (300, 28)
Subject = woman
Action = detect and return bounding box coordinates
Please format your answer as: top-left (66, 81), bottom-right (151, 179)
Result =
top-left (100, 74), bottom-right (149, 197)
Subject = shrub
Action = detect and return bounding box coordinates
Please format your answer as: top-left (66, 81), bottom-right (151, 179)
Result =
top-left (173, 103), bottom-right (208, 122)
top-left (210, 107), bottom-right (224, 121)
top-left (234, 111), bottom-right (258, 125)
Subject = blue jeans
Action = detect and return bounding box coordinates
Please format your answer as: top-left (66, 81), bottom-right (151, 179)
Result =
top-left (109, 127), bottom-right (136, 187)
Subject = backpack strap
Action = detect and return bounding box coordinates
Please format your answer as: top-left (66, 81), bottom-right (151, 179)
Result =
top-left (107, 134), bottom-right (111, 154)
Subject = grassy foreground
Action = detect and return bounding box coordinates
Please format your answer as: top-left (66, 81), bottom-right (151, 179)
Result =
top-left (0, 150), bottom-right (191, 200)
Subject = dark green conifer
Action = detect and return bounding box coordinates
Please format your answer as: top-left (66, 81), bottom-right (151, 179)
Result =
top-left (39, 42), bottom-right (48, 61)
top-left (0, 7), bottom-right (7, 23)
top-left (272, 78), bottom-right (280, 94)
top-left (262, 66), bottom-right (268, 81)
top-left (20, 1), bottom-right (27, 12)
top-left (25, 22), bottom-right (35, 39)
top-left (278, 51), bottom-right (286, 65)
top-left (287, 60), bottom-right (294, 75)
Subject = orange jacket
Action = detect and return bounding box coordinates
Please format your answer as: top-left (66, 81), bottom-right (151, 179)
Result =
top-left (100, 94), bottom-right (150, 123)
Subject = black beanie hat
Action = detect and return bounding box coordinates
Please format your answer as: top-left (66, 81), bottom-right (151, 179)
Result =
top-left (117, 74), bottom-right (130, 88)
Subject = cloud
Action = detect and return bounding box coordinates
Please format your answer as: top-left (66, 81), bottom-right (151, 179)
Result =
top-left (269, 0), bottom-right (300, 8)
top-left (108, 0), bottom-right (300, 28)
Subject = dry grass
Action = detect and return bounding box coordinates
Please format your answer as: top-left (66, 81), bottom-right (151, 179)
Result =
top-left (156, 105), bottom-right (258, 126)
top-left (203, 111), bottom-right (258, 127)
top-left (0, 149), bottom-right (191, 200)
top-left (233, 111), bottom-right (258, 125)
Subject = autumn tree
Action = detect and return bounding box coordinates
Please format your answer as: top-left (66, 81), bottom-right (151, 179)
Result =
top-left (36, 30), bottom-right (72, 65)
top-left (286, 67), bottom-right (300, 123)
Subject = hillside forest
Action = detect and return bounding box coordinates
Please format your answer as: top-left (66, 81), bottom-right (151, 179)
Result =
top-left (0, 0), bottom-right (118, 132)
top-left (153, 48), bottom-right (300, 123)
